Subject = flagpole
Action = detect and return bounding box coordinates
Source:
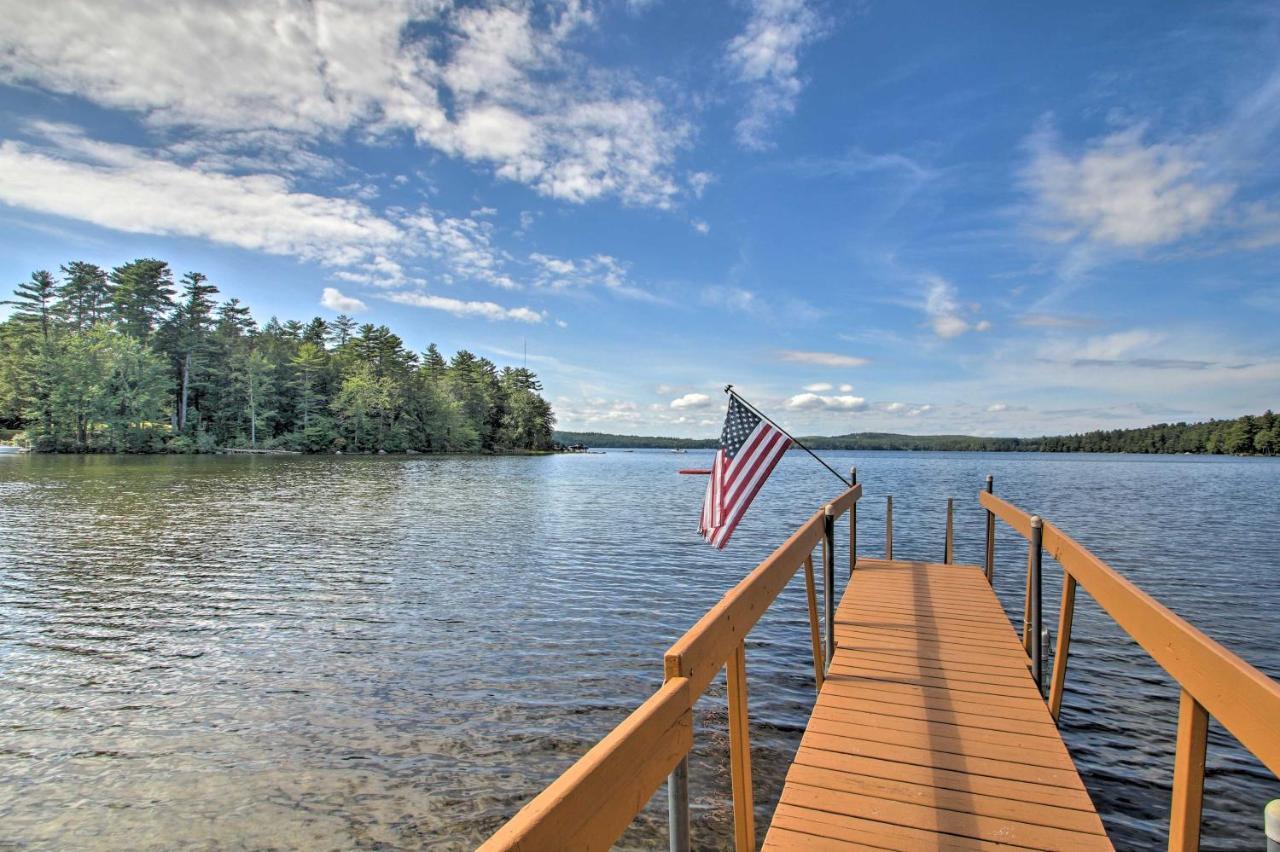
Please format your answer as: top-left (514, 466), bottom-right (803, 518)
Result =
top-left (724, 385), bottom-right (850, 487)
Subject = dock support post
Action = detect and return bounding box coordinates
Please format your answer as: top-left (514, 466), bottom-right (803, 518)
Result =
top-left (984, 475), bottom-right (995, 583)
top-left (667, 756), bottom-right (690, 852)
top-left (885, 496), bottom-right (893, 559)
top-left (727, 641), bottom-right (755, 852)
top-left (849, 466), bottom-right (857, 576)
top-left (944, 497), bottom-right (954, 564)
top-left (823, 505), bottom-right (836, 672)
top-left (1169, 688), bottom-right (1208, 851)
top-left (1029, 516), bottom-right (1044, 697)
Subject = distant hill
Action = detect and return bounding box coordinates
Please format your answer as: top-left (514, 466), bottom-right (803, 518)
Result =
top-left (556, 410), bottom-right (1279, 455)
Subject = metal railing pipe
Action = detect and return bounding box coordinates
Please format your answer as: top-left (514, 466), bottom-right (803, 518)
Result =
top-left (944, 497), bottom-right (954, 564)
top-left (823, 505), bottom-right (836, 670)
top-left (885, 496), bottom-right (893, 559)
top-left (849, 466), bottom-right (857, 575)
top-left (667, 757), bottom-right (690, 852)
top-left (984, 475), bottom-right (995, 583)
top-left (1029, 515), bottom-right (1044, 696)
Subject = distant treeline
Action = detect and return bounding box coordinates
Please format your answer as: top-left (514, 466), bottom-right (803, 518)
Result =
top-left (2, 261), bottom-right (555, 453)
top-left (556, 412), bottom-right (1280, 455)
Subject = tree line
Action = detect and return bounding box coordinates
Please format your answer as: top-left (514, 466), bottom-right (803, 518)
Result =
top-left (1, 261), bottom-right (556, 453)
top-left (556, 413), bottom-right (1280, 456)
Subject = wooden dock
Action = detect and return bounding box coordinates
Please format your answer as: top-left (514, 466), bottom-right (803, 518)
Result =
top-left (764, 557), bottom-right (1110, 850)
top-left (483, 478), bottom-right (1280, 852)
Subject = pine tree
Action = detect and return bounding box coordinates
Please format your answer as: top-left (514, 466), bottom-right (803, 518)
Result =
top-left (110, 259), bottom-right (175, 342)
top-left (4, 270), bottom-right (57, 342)
top-left (57, 262), bottom-right (111, 331)
top-left (328, 314), bottom-right (357, 348)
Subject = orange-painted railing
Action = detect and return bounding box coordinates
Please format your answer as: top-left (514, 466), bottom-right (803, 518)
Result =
top-left (981, 490), bottom-right (1280, 852)
top-left (481, 480), bottom-right (862, 852)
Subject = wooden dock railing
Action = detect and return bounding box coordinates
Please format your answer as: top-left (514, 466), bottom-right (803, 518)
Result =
top-left (483, 477), bottom-right (1279, 851)
top-left (481, 476), bottom-right (862, 852)
top-left (981, 489), bottom-right (1280, 852)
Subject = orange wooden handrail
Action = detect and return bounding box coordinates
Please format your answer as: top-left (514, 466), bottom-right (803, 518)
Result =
top-left (484, 483), bottom-right (862, 851)
top-left (979, 489), bottom-right (1280, 851)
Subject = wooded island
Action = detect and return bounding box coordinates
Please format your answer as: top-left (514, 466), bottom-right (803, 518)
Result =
top-left (1, 261), bottom-right (556, 453)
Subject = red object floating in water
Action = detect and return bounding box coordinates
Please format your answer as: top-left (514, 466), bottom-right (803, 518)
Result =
top-left (678, 468), bottom-right (712, 475)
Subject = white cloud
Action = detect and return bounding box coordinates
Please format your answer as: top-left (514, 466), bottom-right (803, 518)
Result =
top-left (0, 128), bottom-right (400, 267)
top-left (786, 393), bottom-right (867, 411)
top-left (320, 287), bottom-right (367, 313)
top-left (803, 382), bottom-right (832, 392)
top-left (404, 211), bottom-right (517, 290)
top-left (923, 276), bottom-right (985, 339)
top-left (838, 383), bottom-right (853, 392)
top-left (0, 0), bottom-right (688, 207)
top-left (779, 350), bottom-right (869, 368)
top-left (987, 403), bottom-right (1008, 413)
top-left (529, 252), bottom-right (659, 302)
top-left (383, 290), bottom-right (542, 323)
top-left (692, 218), bottom-right (710, 234)
top-left (670, 392), bottom-right (713, 410)
top-left (726, 0), bottom-right (826, 149)
top-left (1021, 122), bottom-right (1233, 248)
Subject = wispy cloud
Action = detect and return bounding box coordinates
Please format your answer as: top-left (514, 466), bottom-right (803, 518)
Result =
top-left (923, 275), bottom-right (989, 339)
top-left (383, 290), bottom-right (542, 323)
top-left (0, 126), bottom-right (400, 268)
top-left (1021, 121), bottom-right (1233, 248)
top-left (1018, 312), bottom-right (1097, 329)
top-left (778, 350), bottom-right (869, 367)
top-left (0, 1), bottom-right (690, 207)
top-left (726, 0), bottom-right (827, 149)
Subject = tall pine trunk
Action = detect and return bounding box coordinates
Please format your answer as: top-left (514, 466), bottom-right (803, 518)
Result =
top-left (178, 352), bottom-right (190, 432)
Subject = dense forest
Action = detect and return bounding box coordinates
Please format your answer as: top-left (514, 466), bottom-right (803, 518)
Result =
top-left (0, 261), bottom-right (555, 453)
top-left (557, 411), bottom-right (1280, 455)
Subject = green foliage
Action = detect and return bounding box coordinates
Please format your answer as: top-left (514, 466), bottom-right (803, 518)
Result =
top-left (0, 258), bottom-right (556, 454)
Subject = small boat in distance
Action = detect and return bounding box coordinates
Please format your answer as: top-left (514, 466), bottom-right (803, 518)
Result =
top-left (670, 448), bottom-right (687, 454)
top-left (0, 446), bottom-right (29, 454)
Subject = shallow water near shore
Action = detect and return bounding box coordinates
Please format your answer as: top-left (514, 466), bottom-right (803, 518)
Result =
top-left (0, 450), bottom-right (1277, 850)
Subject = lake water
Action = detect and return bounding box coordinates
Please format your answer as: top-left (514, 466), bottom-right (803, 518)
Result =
top-left (0, 450), bottom-right (1277, 850)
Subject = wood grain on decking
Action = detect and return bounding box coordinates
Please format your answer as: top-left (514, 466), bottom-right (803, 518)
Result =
top-left (762, 558), bottom-right (1111, 851)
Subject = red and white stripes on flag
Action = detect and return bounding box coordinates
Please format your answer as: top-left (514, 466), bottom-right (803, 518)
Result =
top-left (698, 394), bottom-right (792, 549)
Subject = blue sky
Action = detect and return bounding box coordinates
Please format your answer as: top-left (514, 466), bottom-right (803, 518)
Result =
top-left (0, 1), bottom-right (1277, 437)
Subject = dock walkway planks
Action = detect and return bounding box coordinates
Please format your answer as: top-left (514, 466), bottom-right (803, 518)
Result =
top-left (763, 558), bottom-right (1112, 851)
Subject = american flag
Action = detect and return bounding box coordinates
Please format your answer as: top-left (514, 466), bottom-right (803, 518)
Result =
top-left (699, 394), bottom-right (793, 549)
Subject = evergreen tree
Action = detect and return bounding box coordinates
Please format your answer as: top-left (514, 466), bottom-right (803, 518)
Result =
top-left (110, 259), bottom-right (175, 343)
top-left (57, 262), bottom-right (111, 330)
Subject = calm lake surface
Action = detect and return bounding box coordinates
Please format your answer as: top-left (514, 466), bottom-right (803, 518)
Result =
top-left (1, 450), bottom-right (1277, 850)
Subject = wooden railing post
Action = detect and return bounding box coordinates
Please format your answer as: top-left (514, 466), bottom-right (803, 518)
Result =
top-left (802, 554), bottom-right (824, 692)
top-left (727, 641), bottom-right (755, 852)
top-left (984, 475), bottom-right (995, 583)
top-left (823, 505), bottom-right (835, 668)
top-left (944, 497), bottom-right (954, 564)
top-left (885, 495), bottom-right (893, 559)
top-left (1168, 688), bottom-right (1209, 851)
top-left (849, 466), bottom-right (857, 576)
top-left (1049, 575), bottom-right (1077, 721)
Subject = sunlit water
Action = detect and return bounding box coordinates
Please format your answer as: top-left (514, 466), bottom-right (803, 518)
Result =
top-left (0, 451), bottom-right (1277, 850)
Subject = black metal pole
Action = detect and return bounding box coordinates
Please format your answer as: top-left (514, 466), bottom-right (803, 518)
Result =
top-left (984, 475), bottom-right (995, 583)
top-left (849, 466), bottom-right (857, 576)
top-left (724, 386), bottom-right (850, 487)
top-left (823, 505), bottom-right (835, 669)
top-left (1030, 516), bottom-right (1044, 697)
